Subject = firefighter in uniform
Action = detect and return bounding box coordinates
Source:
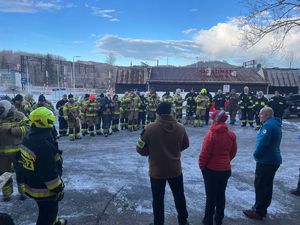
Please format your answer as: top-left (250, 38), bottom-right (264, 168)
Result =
top-left (173, 89), bottom-right (184, 123)
top-left (32, 95), bottom-right (55, 113)
top-left (128, 91), bottom-right (141, 131)
top-left (111, 94), bottom-right (121, 132)
top-left (162, 91), bottom-right (173, 103)
top-left (238, 86), bottom-right (255, 127)
top-left (184, 89), bottom-right (197, 125)
top-left (55, 94), bottom-right (68, 136)
top-left (83, 95), bottom-right (97, 136)
top-left (146, 90), bottom-right (160, 124)
top-left (205, 89), bottom-right (213, 125)
top-left (268, 91), bottom-right (287, 119)
top-left (24, 94), bottom-right (36, 109)
top-left (95, 93), bottom-right (106, 135)
top-left (20, 107), bottom-right (66, 225)
top-left (0, 100), bottom-right (29, 201)
top-left (13, 94), bottom-right (31, 116)
top-left (254, 91), bottom-right (269, 130)
top-left (63, 94), bottom-right (81, 140)
top-left (120, 92), bottom-right (130, 130)
top-left (138, 92), bottom-right (147, 129)
top-left (101, 94), bottom-right (112, 137)
top-left (227, 89), bottom-right (239, 125)
top-left (194, 88), bottom-right (210, 127)
top-left (213, 89), bottom-right (226, 110)
top-left (80, 94), bottom-right (90, 136)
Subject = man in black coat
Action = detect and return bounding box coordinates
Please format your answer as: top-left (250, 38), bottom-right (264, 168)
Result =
top-left (55, 94), bottom-right (68, 136)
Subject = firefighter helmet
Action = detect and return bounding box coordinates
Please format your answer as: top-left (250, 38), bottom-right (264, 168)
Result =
top-left (29, 107), bottom-right (55, 128)
top-left (200, 88), bottom-right (207, 94)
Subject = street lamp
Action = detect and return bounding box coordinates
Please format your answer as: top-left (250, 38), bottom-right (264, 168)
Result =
top-left (72, 56), bottom-right (80, 91)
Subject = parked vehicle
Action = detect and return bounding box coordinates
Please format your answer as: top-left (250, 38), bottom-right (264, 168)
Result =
top-left (283, 94), bottom-right (300, 118)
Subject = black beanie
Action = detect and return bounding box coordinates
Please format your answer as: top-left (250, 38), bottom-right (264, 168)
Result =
top-left (14, 94), bottom-right (23, 101)
top-left (68, 94), bottom-right (74, 99)
top-left (38, 94), bottom-right (46, 102)
top-left (156, 102), bottom-right (172, 115)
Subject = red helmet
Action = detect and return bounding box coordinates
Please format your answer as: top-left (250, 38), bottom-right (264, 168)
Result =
top-left (89, 95), bottom-right (96, 101)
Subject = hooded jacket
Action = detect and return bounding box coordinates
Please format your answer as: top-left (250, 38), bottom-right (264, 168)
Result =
top-left (199, 122), bottom-right (237, 171)
top-left (0, 102), bottom-right (29, 155)
top-left (254, 117), bottom-right (282, 165)
top-left (136, 114), bottom-right (189, 179)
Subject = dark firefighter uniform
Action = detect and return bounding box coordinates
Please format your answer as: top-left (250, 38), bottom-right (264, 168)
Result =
top-left (227, 90), bottom-right (239, 125)
top-left (269, 94), bottom-right (287, 119)
top-left (138, 93), bottom-right (147, 129)
top-left (254, 94), bottom-right (269, 130)
top-left (19, 107), bottom-right (66, 225)
top-left (238, 92), bottom-right (255, 127)
top-left (213, 92), bottom-right (226, 110)
top-left (101, 95), bottom-right (113, 137)
top-left (0, 100), bottom-right (29, 201)
top-left (55, 96), bottom-right (68, 136)
top-left (111, 95), bottom-right (121, 132)
top-left (184, 91), bottom-right (197, 125)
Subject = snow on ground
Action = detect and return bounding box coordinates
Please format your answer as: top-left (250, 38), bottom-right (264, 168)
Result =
top-left (1, 115), bottom-right (300, 224)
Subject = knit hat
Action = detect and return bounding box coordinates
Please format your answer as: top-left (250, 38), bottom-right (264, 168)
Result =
top-left (211, 110), bottom-right (228, 123)
top-left (38, 94), bottom-right (46, 102)
top-left (14, 94), bottom-right (23, 101)
top-left (0, 100), bottom-right (12, 118)
top-left (156, 102), bottom-right (172, 115)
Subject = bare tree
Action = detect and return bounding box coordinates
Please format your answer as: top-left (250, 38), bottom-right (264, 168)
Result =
top-left (105, 52), bottom-right (116, 66)
top-left (241, 0), bottom-right (300, 49)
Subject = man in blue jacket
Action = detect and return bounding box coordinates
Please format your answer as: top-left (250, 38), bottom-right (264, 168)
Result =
top-left (243, 106), bottom-right (282, 220)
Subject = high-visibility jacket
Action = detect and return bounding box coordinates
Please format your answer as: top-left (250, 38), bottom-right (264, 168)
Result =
top-left (0, 110), bottom-right (29, 155)
top-left (238, 93), bottom-right (255, 109)
top-left (195, 94), bottom-right (210, 110)
top-left (173, 94), bottom-right (183, 110)
top-left (19, 128), bottom-right (64, 200)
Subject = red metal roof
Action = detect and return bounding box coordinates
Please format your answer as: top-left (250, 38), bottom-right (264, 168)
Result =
top-left (149, 67), bottom-right (267, 84)
top-left (263, 68), bottom-right (300, 87)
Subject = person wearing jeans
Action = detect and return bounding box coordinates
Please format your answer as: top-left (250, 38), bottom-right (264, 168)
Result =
top-left (199, 110), bottom-right (237, 225)
top-left (136, 102), bottom-right (190, 225)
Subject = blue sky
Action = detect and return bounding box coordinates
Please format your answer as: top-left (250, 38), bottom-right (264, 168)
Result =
top-left (0, 0), bottom-right (299, 67)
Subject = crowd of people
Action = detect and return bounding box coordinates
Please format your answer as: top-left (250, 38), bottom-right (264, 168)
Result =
top-left (4, 85), bottom-right (290, 141)
top-left (0, 86), bottom-right (299, 225)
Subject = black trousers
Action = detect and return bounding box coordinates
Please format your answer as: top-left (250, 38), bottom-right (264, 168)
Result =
top-left (241, 108), bottom-right (254, 125)
top-left (150, 174), bottom-right (188, 225)
top-left (58, 117), bottom-right (68, 135)
top-left (253, 163), bottom-right (280, 216)
top-left (36, 199), bottom-right (58, 225)
top-left (297, 166), bottom-right (300, 190)
top-left (205, 108), bottom-right (210, 125)
top-left (202, 168), bottom-right (231, 225)
top-left (138, 112), bottom-right (146, 128)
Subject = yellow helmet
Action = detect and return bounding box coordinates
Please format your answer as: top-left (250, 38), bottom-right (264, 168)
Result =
top-left (29, 107), bottom-right (55, 128)
top-left (201, 88), bottom-right (207, 94)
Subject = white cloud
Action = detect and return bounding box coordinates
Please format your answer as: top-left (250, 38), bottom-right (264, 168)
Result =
top-left (96, 35), bottom-right (201, 60)
top-left (182, 28), bottom-right (197, 35)
top-left (87, 5), bottom-right (119, 22)
top-left (193, 18), bottom-right (300, 67)
top-left (0, 0), bottom-right (70, 13)
top-left (95, 18), bottom-right (300, 67)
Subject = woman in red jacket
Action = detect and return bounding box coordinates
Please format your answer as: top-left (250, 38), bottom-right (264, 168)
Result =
top-left (199, 110), bottom-right (237, 225)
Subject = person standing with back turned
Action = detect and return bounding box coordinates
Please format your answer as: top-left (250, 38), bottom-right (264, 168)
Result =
top-left (136, 102), bottom-right (190, 225)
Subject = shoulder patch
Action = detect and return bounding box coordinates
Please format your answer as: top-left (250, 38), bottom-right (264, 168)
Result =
top-left (262, 129), bottom-right (267, 134)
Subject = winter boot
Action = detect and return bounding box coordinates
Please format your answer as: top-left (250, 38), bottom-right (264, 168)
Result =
top-left (55, 218), bottom-right (68, 225)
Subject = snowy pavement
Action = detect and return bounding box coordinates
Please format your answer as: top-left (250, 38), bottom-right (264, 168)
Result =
top-left (1, 118), bottom-right (300, 225)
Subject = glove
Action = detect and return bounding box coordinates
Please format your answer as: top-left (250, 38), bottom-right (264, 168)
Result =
top-left (64, 116), bottom-right (68, 121)
top-left (56, 191), bottom-right (64, 201)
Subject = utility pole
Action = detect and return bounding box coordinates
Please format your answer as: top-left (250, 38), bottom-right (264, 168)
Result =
top-left (72, 56), bottom-right (80, 91)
